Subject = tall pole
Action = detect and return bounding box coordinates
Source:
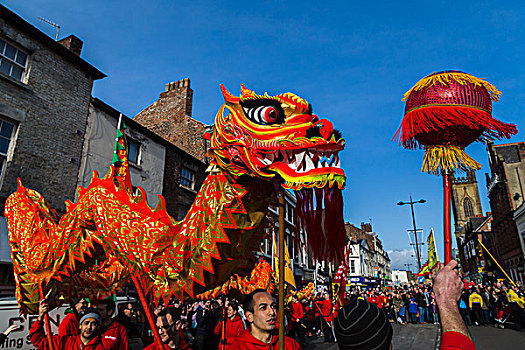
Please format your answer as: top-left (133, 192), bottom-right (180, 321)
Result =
top-left (443, 172), bottom-right (452, 264)
top-left (278, 192), bottom-right (285, 350)
top-left (409, 195), bottom-right (422, 271)
top-left (38, 283), bottom-right (55, 350)
top-left (131, 275), bottom-right (164, 350)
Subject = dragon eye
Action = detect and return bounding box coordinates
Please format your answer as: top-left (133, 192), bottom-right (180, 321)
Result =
top-left (243, 106), bottom-right (279, 125)
top-left (240, 98), bottom-right (285, 125)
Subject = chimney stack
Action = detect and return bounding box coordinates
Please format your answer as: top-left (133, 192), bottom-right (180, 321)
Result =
top-left (160, 78), bottom-right (193, 117)
top-left (58, 35), bottom-right (83, 56)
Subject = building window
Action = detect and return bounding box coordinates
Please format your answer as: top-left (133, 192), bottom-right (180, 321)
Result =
top-left (463, 198), bottom-right (474, 218)
top-left (0, 38), bottom-right (28, 81)
top-left (128, 139), bottom-right (141, 165)
top-left (0, 119), bottom-right (16, 186)
top-left (350, 260), bottom-right (355, 274)
top-left (180, 167), bottom-right (195, 189)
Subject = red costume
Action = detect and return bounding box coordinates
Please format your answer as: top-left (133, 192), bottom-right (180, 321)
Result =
top-left (320, 299), bottom-right (334, 322)
top-left (101, 321), bottom-right (128, 350)
top-left (440, 331), bottom-right (476, 350)
top-left (30, 319), bottom-right (104, 350)
top-left (229, 329), bottom-right (300, 350)
top-left (305, 304), bottom-right (315, 322)
top-left (290, 301), bottom-right (304, 322)
top-left (214, 315), bottom-right (245, 349)
top-left (58, 312), bottom-right (79, 336)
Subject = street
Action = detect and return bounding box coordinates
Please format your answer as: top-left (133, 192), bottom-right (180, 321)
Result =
top-left (304, 323), bottom-right (439, 350)
top-left (304, 323), bottom-right (525, 349)
top-left (469, 325), bottom-right (525, 350)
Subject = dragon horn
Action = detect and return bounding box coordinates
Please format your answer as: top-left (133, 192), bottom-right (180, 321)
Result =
top-left (240, 83), bottom-right (256, 98)
top-left (220, 84), bottom-right (240, 103)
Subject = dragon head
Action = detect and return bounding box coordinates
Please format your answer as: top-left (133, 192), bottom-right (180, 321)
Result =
top-left (208, 84), bottom-right (347, 262)
top-left (207, 84), bottom-right (345, 191)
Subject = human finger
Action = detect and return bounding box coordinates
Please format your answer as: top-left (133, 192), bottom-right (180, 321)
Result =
top-left (445, 260), bottom-right (458, 270)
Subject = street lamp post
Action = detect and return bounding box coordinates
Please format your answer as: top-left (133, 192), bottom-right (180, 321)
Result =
top-left (398, 196), bottom-right (426, 271)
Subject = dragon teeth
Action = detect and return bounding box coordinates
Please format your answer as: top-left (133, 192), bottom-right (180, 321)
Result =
top-left (286, 149), bottom-right (294, 162)
top-left (304, 154), bottom-right (315, 171)
top-left (295, 150), bottom-right (305, 165)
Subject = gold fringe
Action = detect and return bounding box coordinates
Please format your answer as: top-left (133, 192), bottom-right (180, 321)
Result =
top-left (403, 72), bottom-right (502, 102)
top-left (421, 145), bottom-right (481, 175)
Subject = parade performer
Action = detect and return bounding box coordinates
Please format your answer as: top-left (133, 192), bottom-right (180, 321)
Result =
top-left (289, 295), bottom-right (305, 348)
top-left (229, 289), bottom-right (300, 350)
top-left (144, 307), bottom-right (189, 350)
top-left (59, 297), bottom-right (88, 336)
top-left (213, 301), bottom-right (245, 350)
top-left (96, 298), bottom-right (128, 350)
top-left (319, 292), bottom-right (335, 343)
top-left (31, 300), bottom-right (105, 350)
top-left (394, 71), bottom-right (517, 263)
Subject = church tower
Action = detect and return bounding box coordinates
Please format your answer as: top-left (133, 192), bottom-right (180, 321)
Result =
top-left (451, 170), bottom-right (484, 232)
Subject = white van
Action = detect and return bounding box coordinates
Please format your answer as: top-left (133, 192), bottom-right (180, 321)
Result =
top-left (0, 297), bottom-right (137, 350)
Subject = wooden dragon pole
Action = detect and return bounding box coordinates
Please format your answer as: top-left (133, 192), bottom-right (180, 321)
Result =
top-left (278, 191), bottom-right (285, 350)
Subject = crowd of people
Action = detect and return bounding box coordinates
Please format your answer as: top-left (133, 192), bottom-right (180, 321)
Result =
top-left (13, 260), bottom-right (518, 349)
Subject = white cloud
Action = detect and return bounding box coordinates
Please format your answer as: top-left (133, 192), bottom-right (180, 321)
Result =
top-left (388, 248), bottom-right (417, 271)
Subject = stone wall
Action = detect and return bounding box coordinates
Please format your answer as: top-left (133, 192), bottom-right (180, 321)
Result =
top-left (0, 17), bottom-right (99, 211)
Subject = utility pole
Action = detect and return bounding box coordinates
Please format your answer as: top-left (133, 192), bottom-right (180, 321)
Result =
top-left (398, 196), bottom-right (426, 271)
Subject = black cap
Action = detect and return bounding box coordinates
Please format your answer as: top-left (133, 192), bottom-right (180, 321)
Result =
top-left (334, 297), bottom-right (393, 350)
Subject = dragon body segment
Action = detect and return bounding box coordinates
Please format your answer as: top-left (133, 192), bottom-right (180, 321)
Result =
top-left (6, 84), bottom-right (346, 313)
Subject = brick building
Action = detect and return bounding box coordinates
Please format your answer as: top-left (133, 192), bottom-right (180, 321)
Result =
top-left (81, 98), bottom-right (206, 220)
top-left (134, 79), bottom-right (209, 163)
top-left (0, 5), bottom-right (105, 288)
top-left (345, 222), bottom-right (391, 284)
top-left (458, 215), bottom-right (493, 284)
top-left (451, 171), bottom-right (484, 232)
top-left (486, 141), bottom-right (525, 283)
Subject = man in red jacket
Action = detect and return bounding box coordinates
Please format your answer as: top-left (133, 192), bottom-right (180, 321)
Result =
top-left (30, 300), bottom-right (105, 350)
top-left (214, 301), bottom-right (245, 349)
top-left (320, 292), bottom-right (334, 343)
top-left (58, 297), bottom-right (89, 336)
top-left (144, 306), bottom-right (189, 350)
top-left (97, 298), bottom-right (128, 350)
top-left (289, 295), bottom-right (305, 347)
top-left (229, 289), bottom-right (300, 350)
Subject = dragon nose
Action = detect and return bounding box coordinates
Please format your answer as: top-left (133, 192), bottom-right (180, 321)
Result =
top-left (313, 119), bottom-right (334, 140)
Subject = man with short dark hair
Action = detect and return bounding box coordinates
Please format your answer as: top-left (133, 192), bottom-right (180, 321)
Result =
top-left (144, 307), bottom-right (189, 350)
top-left (115, 302), bottom-right (143, 350)
top-left (31, 300), bottom-right (105, 350)
top-left (289, 295), bottom-right (305, 347)
top-left (229, 289), bottom-right (299, 350)
top-left (97, 298), bottom-right (128, 350)
top-left (320, 292), bottom-right (335, 343)
top-left (59, 297), bottom-right (89, 336)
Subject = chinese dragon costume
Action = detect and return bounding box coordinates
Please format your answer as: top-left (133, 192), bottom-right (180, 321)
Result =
top-left (6, 84), bottom-right (346, 314)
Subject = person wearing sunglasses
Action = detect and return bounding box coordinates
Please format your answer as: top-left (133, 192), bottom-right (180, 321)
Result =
top-left (144, 307), bottom-right (189, 350)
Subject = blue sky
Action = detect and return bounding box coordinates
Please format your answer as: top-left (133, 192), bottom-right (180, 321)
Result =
top-left (6, 1), bottom-right (525, 270)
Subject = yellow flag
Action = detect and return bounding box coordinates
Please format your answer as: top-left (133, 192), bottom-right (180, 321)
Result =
top-left (273, 229), bottom-right (296, 290)
top-left (427, 228), bottom-right (438, 270)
